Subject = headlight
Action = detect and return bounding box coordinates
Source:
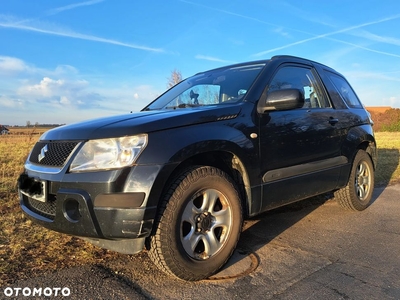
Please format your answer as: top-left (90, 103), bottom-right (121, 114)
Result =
top-left (70, 134), bottom-right (147, 172)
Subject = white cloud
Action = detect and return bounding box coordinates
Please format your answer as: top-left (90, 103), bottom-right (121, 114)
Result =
top-left (0, 95), bottom-right (23, 108)
top-left (18, 77), bottom-right (89, 99)
top-left (273, 27), bottom-right (291, 38)
top-left (54, 65), bottom-right (79, 76)
top-left (134, 85), bottom-right (161, 100)
top-left (46, 0), bottom-right (105, 16)
top-left (345, 70), bottom-right (400, 83)
top-left (20, 77), bottom-right (59, 97)
top-left (0, 56), bottom-right (28, 75)
top-left (179, 0), bottom-right (279, 28)
top-left (98, 85), bottom-right (160, 112)
top-left (351, 29), bottom-right (400, 47)
top-left (389, 97), bottom-right (399, 107)
top-left (0, 56), bottom-right (163, 125)
top-left (60, 96), bottom-right (71, 105)
top-left (0, 15), bottom-right (164, 53)
top-left (252, 14), bottom-right (400, 57)
top-left (195, 55), bottom-right (235, 64)
top-left (0, 56), bottom-right (82, 80)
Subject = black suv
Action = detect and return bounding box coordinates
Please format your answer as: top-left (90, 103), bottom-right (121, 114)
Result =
top-left (18, 55), bottom-right (377, 281)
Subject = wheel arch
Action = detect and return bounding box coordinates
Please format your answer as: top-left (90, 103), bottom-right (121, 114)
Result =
top-left (163, 150), bottom-right (251, 218)
top-left (343, 124), bottom-right (377, 169)
top-left (144, 149), bottom-right (252, 241)
top-left (337, 125), bottom-right (377, 188)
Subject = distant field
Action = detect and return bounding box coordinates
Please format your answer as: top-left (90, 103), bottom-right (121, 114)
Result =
top-left (7, 126), bottom-right (53, 136)
top-left (0, 131), bottom-right (399, 285)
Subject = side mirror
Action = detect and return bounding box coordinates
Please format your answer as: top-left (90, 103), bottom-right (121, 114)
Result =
top-left (257, 88), bottom-right (304, 113)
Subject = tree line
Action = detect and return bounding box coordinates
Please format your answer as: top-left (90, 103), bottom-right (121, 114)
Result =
top-left (368, 108), bottom-right (400, 132)
top-left (23, 121), bottom-right (64, 128)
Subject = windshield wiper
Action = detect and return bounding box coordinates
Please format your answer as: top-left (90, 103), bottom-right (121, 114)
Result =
top-left (164, 103), bottom-right (202, 109)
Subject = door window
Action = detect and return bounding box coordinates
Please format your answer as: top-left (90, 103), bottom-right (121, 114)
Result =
top-left (269, 66), bottom-right (331, 109)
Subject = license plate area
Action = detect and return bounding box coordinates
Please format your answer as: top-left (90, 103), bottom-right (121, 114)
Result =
top-left (20, 179), bottom-right (47, 203)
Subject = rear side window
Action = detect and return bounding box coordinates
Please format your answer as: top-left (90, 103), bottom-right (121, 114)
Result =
top-left (327, 72), bottom-right (362, 108)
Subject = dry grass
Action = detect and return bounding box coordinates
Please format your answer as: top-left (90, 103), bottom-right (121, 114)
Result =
top-left (7, 127), bottom-right (50, 136)
top-left (375, 132), bottom-right (400, 186)
top-left (0, 133), bottom-right (122, 286)
top-left (0, 131), bottom-right (399, 286)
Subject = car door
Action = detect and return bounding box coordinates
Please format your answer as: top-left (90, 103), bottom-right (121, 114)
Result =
top-left (258, 63), bottom-right (345, 211)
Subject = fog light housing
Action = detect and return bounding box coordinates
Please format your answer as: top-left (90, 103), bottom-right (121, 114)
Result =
top-left (63, 199), bottom-right (81, 222)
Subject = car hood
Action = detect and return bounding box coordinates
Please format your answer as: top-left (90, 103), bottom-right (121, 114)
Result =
top-left (40, 105), bottom-right (242, 140)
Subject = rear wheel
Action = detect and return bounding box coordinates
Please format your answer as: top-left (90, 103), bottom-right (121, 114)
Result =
top-left (148, 166), bottom-right (243, 281)
top-left (334, 150), bottom-right (374, 211)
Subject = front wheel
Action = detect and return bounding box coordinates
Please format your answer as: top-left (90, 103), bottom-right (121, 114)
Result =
top-left (334, 150), bottom-right (374, 211)
top-left (148, 166), bottom-right (243, 281)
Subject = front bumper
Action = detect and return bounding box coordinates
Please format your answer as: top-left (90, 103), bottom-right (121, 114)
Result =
top-left (18, 165), bottom-right (163, 254)
top-left (20, 188), bottom-right (155, 238)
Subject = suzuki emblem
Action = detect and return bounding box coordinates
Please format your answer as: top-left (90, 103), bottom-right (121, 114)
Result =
top-left (38, 144), bottom-right (48, 162)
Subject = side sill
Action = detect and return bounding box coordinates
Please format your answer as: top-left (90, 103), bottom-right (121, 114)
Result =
top-left (263, 156), bottom-right (348, 183)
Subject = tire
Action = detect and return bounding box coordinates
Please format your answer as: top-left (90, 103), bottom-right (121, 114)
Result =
top-left (334, 150), bottom-right (374, 211)
top-left (148, 166), bottom-right (243, 281)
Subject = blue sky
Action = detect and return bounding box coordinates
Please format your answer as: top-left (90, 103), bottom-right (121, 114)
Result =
top-left (1, 0), bottom-right (400, 126)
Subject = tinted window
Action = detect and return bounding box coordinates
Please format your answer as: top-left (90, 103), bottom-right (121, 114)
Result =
top-left (268, 66), bottom-right (330, 108)
top-left (327, 72), bottom-right (362, 108)
top-left (145, 63), bottom-right (265, 110)
top-left (167, 84), bottom-right (221, 108)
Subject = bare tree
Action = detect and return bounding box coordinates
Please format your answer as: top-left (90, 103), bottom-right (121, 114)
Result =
top-left (167, 69), bottom-right (183, 88)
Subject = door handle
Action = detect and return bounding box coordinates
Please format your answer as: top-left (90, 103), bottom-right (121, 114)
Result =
top-left (329, 117), bottom-right (339, 125)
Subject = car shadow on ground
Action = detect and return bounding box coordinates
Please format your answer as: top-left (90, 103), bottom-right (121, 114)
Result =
top-left (238, 194), bottom-right (331, 248)
top-left (221, 193), bottom-right (334, 273)
top-left (366, 148), bottom-right (399, 204)
top-left (220, 166), bottom-right (392, 280)
top-left (375, 148), bottom-right (399, 187)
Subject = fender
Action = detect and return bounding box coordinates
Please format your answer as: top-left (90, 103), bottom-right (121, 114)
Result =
top-left (336, 124), bottom-right (377, 188)
top-left (135, 119), bottom-right (259, 213)
top-left (342, 124), bottom-right (377, 164)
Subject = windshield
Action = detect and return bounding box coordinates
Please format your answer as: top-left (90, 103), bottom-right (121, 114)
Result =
top-left (143, 63), bottom-right (265, 110)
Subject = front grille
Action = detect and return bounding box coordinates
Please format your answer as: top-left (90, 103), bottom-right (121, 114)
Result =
top-left (29, 141), bottom-right (80, 167)
top-left (26, 196), bottom-right (56, 220)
